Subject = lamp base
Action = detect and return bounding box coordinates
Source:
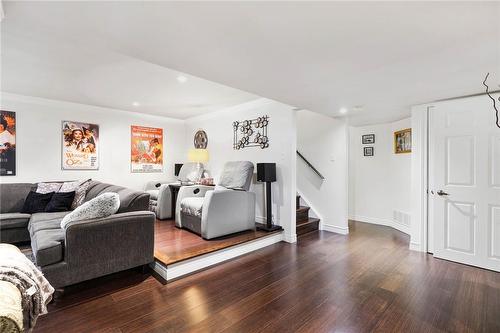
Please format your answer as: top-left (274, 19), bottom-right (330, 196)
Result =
top-left (256, 223), bottom-right (283, 232)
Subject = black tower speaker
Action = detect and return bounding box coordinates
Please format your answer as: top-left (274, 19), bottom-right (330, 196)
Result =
top-left (174, 163), bottom-right (183, 177)
top-left (256, 163), bottom-right (282, 232)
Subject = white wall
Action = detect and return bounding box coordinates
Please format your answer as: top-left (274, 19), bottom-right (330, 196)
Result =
top-left (296, 110), bottom-right (349, 234)
top-left (185, 98), bottom-right (297, 243)
top-left (0, 92), bottom-right (186, 190)
top-left (349, 118), bottom-right (411, 234)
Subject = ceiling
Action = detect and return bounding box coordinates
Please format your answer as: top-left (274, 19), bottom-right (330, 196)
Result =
top-left (1, 1), bottom-right (499, 125)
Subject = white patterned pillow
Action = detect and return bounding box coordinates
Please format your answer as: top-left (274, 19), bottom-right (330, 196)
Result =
top-left (36, 182), bottom-right (62, 194)
top-left (60, 192), bottom-right (120, 229)
top-left (59, 179), bottom-right (91, 209)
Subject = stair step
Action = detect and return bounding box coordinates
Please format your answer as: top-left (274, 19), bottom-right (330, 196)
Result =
top-left (296, 205), bottom-right (311, 222)
top-left (296, 195), bottom-right (300, 210)
top-left (297, 218), bottom-right (320, 236)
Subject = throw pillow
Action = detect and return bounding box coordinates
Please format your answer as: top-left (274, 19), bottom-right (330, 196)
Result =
top-left (59, 179), bottom-right (91, 209)
top-left (36, 182), bottom-right (62, 194)
top-left (21, 191), bottom-right (54, 214)
top-left (45, 191), bottom-right (76, 212)
top-left (60, 192), bottom-right (120, 229)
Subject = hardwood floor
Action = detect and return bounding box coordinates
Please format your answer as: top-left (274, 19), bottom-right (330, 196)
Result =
top-left (154, 219), bottom-right (280, 265)
top-left (34, 221), bottom-right (500, 333)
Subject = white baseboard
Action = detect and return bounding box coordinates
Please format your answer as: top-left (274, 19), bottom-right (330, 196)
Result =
top-left (409, 241), bottom-right (423, 252)
top-left (152, 232), bottom-right (284, 281)
top-left (321, 224), bottom-right (349, 235)
top-left (283, 233), bottom-right (297, 243)
top-left (349, 214), bottom-right (410, 235)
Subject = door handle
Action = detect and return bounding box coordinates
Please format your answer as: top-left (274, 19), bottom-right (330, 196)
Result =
top-left (437, 190), bottom-right (449, 196)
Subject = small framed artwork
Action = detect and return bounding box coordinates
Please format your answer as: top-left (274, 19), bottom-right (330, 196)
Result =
top-left (362, 134), bottom-right (375, 144)
top-left (364, 146), bottom-right (374, 156)
top-left (394, 128), bottom-right (412, 154)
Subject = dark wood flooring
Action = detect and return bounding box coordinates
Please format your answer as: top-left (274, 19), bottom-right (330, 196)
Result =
top-left (154, 219), bottom-right (280, 265)
top-left (34, 221), bottom-right (500, 333)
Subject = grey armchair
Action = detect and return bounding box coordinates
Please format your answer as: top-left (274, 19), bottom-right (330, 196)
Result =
top-left (144, 163), bottom-right (204, 220)
top-left (175, 161), bottom-right (256, 239)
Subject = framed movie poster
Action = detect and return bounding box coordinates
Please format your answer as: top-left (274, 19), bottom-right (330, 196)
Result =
top-left (0, 110), bottom-right (16, 176)
top-left (62, 121), bottom-right (99, 170)
top-left (131, 125), bottom-right (163, 173)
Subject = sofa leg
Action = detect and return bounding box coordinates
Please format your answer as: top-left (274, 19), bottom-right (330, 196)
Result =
top-left (53, 288), bottom-right (65, 300)
top-left (140, 264), bottom-right (150, 274)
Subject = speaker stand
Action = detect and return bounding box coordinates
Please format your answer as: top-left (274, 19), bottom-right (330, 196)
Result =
top-left (256, 181), bottom-right (283, 232)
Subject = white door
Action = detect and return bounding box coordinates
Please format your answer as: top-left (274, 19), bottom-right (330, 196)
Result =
top-left (429, 94), bottom-right (500, 271)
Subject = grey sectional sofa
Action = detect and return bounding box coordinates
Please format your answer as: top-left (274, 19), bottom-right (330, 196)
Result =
top-left (0, 180), bottom-right (155, 288)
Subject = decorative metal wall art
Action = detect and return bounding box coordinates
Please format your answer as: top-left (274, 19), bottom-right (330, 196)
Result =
top-left (233, 115), bottom-right (269, 150)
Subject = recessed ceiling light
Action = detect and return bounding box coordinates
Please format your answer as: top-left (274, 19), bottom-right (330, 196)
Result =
top-left (177, 75), bottom-right (187, 83)
top-left (339, 108), bottom-right (348, 114)
top-left (132, 102), bottom-right (140, 107)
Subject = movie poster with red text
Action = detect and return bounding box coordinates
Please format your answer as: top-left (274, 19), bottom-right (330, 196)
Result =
top-left (131, 125), bottom-right (163, 173)
top-left (62, 121), bottom-right (99, 170)
top-left (0, 110), bottom-right (16, 176)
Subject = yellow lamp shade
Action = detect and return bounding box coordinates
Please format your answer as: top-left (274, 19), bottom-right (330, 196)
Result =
top-left (188, 148), bottom-right (209, 163)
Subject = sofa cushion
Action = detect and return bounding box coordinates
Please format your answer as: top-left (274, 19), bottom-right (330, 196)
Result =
top-left (0, 183), bottom-right (36, 213)
top-left (31, 228), bottom-right (65, 267)
top-left (45, 191), bottom-right (75, 212)
top-left (30, 212), bottom-right (70, 224)
top-left (59, 179), bottom-right (91, 209)
top-left (180, 197), bottom-right (205, 218)
top-left (36, 182), bottom-right (62, 194)
top-left (61, 192), bottom-right (120, 229)
top-left (21, 191), bottom-right (54, 214)
top-left (218, 161), bottom-right (254, 191)
top-left (30, 219), bottom-right (65, 235)
top-left (85, 181), bottom-right (149, 213)
top-left (0, 213), bottom-right (31, 229)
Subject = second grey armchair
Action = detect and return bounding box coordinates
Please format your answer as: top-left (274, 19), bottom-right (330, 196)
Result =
top-left (175, 161), bottom-right (256, 239)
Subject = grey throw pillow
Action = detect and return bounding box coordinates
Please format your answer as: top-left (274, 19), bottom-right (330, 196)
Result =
top-left (60, 192), bottom-right (120, 229)
top-left (59, 179), bottom-right (91, 209)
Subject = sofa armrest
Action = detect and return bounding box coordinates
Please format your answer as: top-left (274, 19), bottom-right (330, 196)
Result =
top-left (201, 190), bottom-right (256, 239)
top-left (144, 180), bottom-right (174, 191)
top-left (64, 211), bottom-right (155, 268)
top-left (175, 185), bottom-right (213, 227)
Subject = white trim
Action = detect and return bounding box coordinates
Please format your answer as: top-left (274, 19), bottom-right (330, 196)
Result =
top-left (349, 214), bottom-right (410, 235)
top-left (283, 233), bottom-right (297, 243)
top-left (410, 105), bottom-right (430, 253)
top-left (151, 232), bottom-right (284, 281)
top-left (321, 224), bottom-right (349, 235)
top-left (296, 189), bottom-right (324, 227)
top-left (409, 241), bottom-right (421, 252)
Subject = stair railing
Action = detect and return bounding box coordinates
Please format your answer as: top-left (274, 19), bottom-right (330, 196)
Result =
top-left (296, 151), bottom-right (325, 180)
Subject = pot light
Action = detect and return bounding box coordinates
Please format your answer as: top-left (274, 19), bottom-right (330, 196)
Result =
top-left (132, 102), bottom-right (140, 107)
top-left (177, 75), bottom-right (187, 83)
top-left (339, 108), bottom-right (348, 114)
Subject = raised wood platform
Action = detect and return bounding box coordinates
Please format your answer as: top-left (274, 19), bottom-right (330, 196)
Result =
top-left (154, 219), bottom-right (281, 266)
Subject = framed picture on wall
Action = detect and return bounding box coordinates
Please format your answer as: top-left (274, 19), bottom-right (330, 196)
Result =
top-left (363, 146), bottom-right (374, 156)
top-left (131, 125), bottom-right (163, 173)
top-left (0, 110), bottom-right (16, 176)
top-left (394, 128), bottom-right (412, 154)
top-left (62, 121), bottom-right (99, 170)
top-left (362, 134), bottom-right (375, 144)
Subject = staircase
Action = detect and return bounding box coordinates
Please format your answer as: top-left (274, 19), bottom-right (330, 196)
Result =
top-left (296, 195), bottom-right (320, 236)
